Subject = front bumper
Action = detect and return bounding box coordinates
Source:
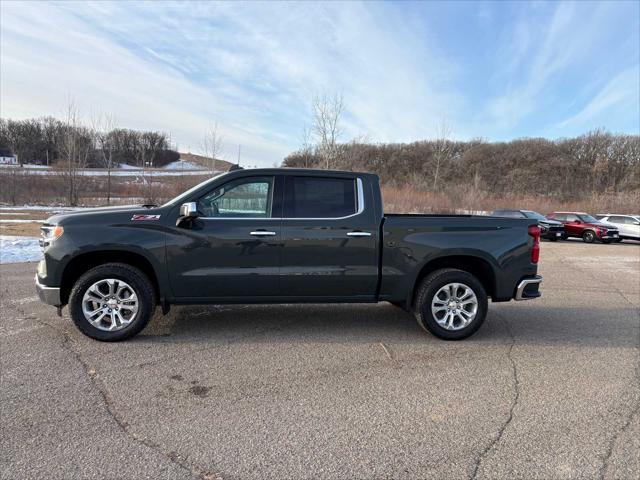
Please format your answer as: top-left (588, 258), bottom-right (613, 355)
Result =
top-left (515, 275), bottom-right (542, 301)
top-left (35, 274), bottom-right (61, 306)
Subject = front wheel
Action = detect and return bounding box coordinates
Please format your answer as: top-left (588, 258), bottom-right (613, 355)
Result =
top-left (582, 230), bottom-right (596, 243)
top-left (69, 263), bottom-right (156, 341)
top-left (413, 268), bottom-right (488, 340)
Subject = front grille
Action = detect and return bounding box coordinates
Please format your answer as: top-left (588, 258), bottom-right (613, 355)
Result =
top-left (547, 225), bottom-right (564, 232)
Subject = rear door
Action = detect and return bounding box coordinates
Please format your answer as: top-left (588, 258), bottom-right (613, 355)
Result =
top-left (279, 174), bottom-right (379, 299)
top-left (167, 175), bottom-right (283, 299)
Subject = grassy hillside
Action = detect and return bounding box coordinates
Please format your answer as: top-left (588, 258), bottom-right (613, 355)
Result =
top-left (179, 152), bottom-right (235, 171)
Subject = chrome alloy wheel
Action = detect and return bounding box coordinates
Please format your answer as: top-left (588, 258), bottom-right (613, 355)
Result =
top-left (431, 282), bottom-right (478, 330)
top-left (81, 279), bottom-right (139, 331)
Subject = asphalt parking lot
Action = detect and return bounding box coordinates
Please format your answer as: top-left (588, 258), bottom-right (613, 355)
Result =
top-left (1, 240), bottom-right (638, 480)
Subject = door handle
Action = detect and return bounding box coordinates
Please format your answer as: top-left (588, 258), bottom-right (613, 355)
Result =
top-left (347, 231), bottom-right (372, 237)
top-left (250, 231), bottom-right (277, 236)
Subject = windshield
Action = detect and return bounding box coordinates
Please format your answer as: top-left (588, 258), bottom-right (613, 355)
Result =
top-left (161, 172), bottom-right (227, 207)
top-left (579, 214), bottom-right (599, 223)
top-left (522, 210), bottom-right (547, 221)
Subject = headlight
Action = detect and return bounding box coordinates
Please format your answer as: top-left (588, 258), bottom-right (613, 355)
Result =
top-left (40, 224), bottom-right (64, 248)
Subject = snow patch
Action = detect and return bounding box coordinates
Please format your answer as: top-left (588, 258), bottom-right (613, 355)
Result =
top-left (0, 219), bottom-right (45, 223)
top-left (0, 205), bottom-right (82, 212)
top-left (0, 236), bottom-right (42, 264)
top-left (163, 160), bottom-right (208, 170)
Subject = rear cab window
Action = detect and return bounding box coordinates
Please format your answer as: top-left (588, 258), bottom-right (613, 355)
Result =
top-left (284, 176), bottom-right (358, 218)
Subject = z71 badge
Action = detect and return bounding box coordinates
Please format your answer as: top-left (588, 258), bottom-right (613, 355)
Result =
top-left (131, 214), bottom-right (161, 221)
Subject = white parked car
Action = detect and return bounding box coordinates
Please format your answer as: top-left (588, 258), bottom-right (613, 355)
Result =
top-left (595, 214), bottom-right (640, 242)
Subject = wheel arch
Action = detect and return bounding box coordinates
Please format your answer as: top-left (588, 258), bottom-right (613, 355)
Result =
top-left (407, 255), bottom-right (497, 308)
top-left (60, 250), bottom-right (161, 305)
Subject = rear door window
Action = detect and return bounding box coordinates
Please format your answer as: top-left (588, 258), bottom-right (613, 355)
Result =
top-left (284, 176), bottom-right (357, 218)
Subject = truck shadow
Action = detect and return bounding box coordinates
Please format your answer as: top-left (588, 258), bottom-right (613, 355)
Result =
top-left (136, 301), bottom-right (639, 350)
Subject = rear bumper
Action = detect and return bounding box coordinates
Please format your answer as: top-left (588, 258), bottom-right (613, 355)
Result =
top-left (515, 275), bottom-right (542, 301)
top-left (35, 274), bottom-right (61, 306)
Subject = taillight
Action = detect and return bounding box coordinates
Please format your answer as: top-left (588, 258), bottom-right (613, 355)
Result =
top-left (528, 225), bottom-right (540, 264)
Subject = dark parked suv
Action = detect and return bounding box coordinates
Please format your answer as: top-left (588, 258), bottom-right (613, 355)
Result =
top-left (547, 212), bottom-right (619, 243)
top-left (492, 209), bottom-right (564, 241)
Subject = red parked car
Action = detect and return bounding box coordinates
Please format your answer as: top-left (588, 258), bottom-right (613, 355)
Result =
top-left (547, 212), bottom-right (620, 243)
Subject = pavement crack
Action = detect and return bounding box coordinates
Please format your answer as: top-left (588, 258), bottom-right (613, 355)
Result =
top-left (599, 401), bottom-right (640, 479)
top-left (598, 320), bottom-right (640, 480)
top-left (469, 315), bottom-right (520, 480)
top-left (33, 316), bottom-right (224, 480)
top-left (378, 341), bottom-right (395, 361)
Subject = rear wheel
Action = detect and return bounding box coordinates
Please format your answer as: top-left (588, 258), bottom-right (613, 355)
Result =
top-left (69, 263), bottom-right (156, 341)
top-left (413, 268), bottom-right (488, 340)
top-left (582, 230), bottom-right (596, 243)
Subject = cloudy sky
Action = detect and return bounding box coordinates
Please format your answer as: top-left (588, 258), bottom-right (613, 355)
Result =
top-left (1, 1), bottom-right (638, 167)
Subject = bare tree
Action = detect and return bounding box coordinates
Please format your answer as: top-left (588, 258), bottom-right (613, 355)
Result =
top-left (202, 123), bottom-right (224, 174)
top-left (312, 93), bottom-right (344, 169)
top-left (58, 99), bottom-right (90, 206)
top-left (300, 124), bottom-right (314, 168)
top-left (92, 113), bottom-right (116, 204)
top-left (432, 118), bottom-right (452, 191)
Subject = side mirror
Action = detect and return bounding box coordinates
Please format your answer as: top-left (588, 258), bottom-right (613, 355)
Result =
top-left (180, 202), bottom-right (198, 218)
top-left (633, 221), bottom-right (640, 226)
top-left (176, 202), bottom-right (198, 227)
top-left (574, 220), bottom-right (582, 224)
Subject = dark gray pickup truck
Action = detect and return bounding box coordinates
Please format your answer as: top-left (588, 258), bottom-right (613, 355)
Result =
top-left (36, 168), bottom-right (542, 341)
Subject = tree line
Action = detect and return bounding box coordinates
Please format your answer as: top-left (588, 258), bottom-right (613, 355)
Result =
top-left (285, 126), bottom-right (639, 201)
top-left (284, 94), bottom-right (639, 202)
top-left (0, 116), bottom-right (179, 168)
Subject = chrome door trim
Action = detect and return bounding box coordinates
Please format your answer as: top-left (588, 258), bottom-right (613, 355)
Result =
top-left (250, 231), bottom-right (277, 236)
top-left (347, 231), bottom-right (372, 237)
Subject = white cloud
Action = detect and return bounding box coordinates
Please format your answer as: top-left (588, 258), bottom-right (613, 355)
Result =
top-left (0, 0), bottom-right (637, 166)
top-left (0, 1), bottom-right (464, 165)
top-left (557, 66), bottom-right (640, 129)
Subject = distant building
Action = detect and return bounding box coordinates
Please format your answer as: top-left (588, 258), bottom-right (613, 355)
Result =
top-left (0, 148), bottom-right (18, 165)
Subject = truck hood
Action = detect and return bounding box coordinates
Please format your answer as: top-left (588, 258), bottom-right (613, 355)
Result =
top-left (46, 205), bottom-right (165, 225)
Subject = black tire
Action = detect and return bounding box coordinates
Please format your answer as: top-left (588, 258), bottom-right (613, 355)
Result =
top-left (582, 230), bottom-right (596, 243)
top-left (413, 268), bottom-right (488, 340)
top-left (548, 237), bottom-right (558, 242)
top-left (69, 263), bottom-right (156, 341)
top-left (614, 238), bottom-right (623, 243)
top-left (602, 239), bottom-right (612, 244)
top-left (561, 234), bottom-right (569, 240)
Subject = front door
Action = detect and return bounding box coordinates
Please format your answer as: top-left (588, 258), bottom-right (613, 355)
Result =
top-left (562, 213), bottom-right (582, 236)
top-left (279, 174), bottom-right (379, 299)
top-left (167, 175), bottom-right (282, 300)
